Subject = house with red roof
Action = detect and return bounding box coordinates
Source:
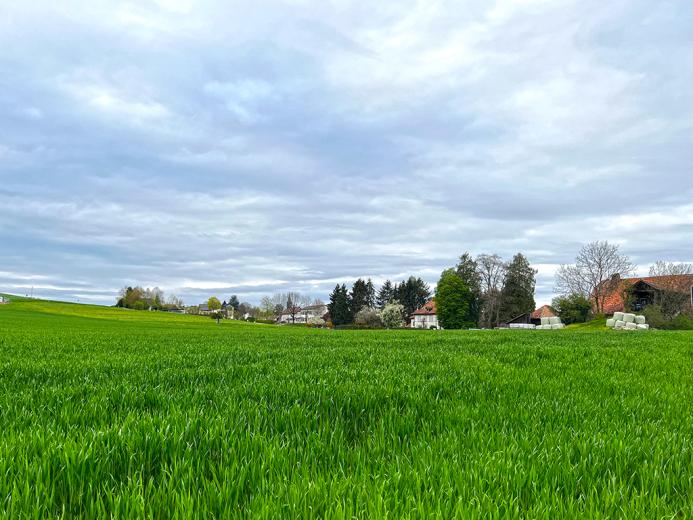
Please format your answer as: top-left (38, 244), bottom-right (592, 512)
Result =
top-left (598, 274), bottom-right (693, 315)
top-left (411, 299), bottom-right (440, 329)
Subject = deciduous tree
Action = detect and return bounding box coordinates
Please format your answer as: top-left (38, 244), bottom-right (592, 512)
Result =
top-left (435, 269), bottom-right (475, 329)
top-left (556, 241), bottom-right (634, 314)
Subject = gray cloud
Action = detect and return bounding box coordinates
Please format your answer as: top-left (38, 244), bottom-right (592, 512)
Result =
top-left (1, 0), bottom-right (692, 307)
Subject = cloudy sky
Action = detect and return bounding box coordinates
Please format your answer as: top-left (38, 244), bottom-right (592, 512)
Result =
top-left (1, 0), bottom-right (692, 307)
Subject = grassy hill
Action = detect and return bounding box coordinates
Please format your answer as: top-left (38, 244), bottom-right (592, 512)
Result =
top-left (1, 298), bottom-right (691, 517)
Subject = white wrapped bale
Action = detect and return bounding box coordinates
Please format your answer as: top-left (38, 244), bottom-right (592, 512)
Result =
top-left (613, 312), bottom-right (624, 321)
top-left (541, 317), bottom-right (550, 326)
top-left (606, 319), bottom-right (615, 328)
top-left (623, 313), bottom-right (636, 323)
top-left (635, 315), bottom-right (646, 325)
top-left (551, 323), bottom-right (563, 329)
top-left (625, 322), bottom-right (637, 330)
top-left (637, 324), bottom-right (649, 330)
top-left (614, 320), bottom-right (625, 329)
top-left (549, 317), bottom-right (560, 325)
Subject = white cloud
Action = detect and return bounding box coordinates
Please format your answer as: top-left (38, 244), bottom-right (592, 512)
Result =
top-left (1, 0), bottom-right (692, 307)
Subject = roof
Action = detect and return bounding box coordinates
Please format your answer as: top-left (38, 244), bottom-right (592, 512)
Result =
top-left (600, 274), bottom-right (693, 314)
top-left (531, 305), bottom-right (556, 319)
top-left (412, 299), bottom-right (436, 316)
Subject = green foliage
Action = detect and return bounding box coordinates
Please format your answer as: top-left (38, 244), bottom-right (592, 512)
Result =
top-left (643, 305), bottom-right (693, 330)
top-left (0, 298), bottom-right (692, 518)
top-left (349, 279), bottom-right (371, 315)
top-left (500, 253), bottom-right (536, 322)
top-left (393, 276), bottom-right (431, 318)
top-left (116, 286), bottom-right (165, 310)
top-left (207, 296), bottom-right (221, 311)
top-left (455, 252), bottom-right (481, 324)
top-left (328, 284), bottom-right (352, 326)
top-left (435, 269), bottom-right (474, 329)
top-left (227, 295), bottom-right (240, 311)
top-left (376, 280), bottom-right (394, 309)
top-left (379, 303), bottom-right (404, 328)
top-left (552, 294), bottom-right (592, 324)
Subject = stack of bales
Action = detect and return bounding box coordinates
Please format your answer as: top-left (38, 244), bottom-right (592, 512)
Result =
top-left (509, 323), bottom-right (536, 329)
top-left (536, 316), bottom-right (564, 330)
top-left (606, 312), bottom-right (649, 330)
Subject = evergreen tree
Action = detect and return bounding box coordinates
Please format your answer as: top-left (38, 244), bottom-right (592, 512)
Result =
top-left (455, 252), bottom-right (482, 325)
top-left (435, 269), bottom-right (475, 329)
top-left (395, 276), bottom-right (431, 319)
top-left (376, 280), bottom-right (394, 309)
top-left (228, 295), bottom-right (240, 311)
top-left (350, 278), bottom-right (370, 314)
top-left (328, 284), bottom-right (352, 326)
top-left (499, 253), bottom-right (537, 322)
top-left (365, 278), bottom-right (375, 308)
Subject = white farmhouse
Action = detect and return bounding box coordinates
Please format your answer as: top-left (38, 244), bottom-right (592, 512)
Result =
top-left (411, 299), bottom-right (441, 329)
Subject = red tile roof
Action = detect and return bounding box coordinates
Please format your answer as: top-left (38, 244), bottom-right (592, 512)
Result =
top-left (412, 299), bottom-right (436, 315)
top-left (600, 274), bottom-right (693, 314)
top-left (531, 305), bottom-right (556, 319)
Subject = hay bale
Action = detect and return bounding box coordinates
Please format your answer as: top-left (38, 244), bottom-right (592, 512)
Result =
top-left (613, 312), bottom-right (624, 321)
top-left (606, 319), bottom-right (615, 327)
top-left (549, 317), bottom-right (561, 325)
top-left (614, 320), bottom-right (625, 329)
top-left (541, 317), bottom-right (550, 326)
top-left (623, 313), bottom-right (636, 323)
top-left (625, 322), bottom-right (637, 330)
top-left (635, 315), bottom-right (646, 325)
top-left (636, 324), bottom-right (649, 330)
top-left (551, 323), bottom-right (562, 329)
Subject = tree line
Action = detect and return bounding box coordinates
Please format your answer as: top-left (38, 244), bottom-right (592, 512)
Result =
top-left (115, 286), bottom-right (183, 311)
top-left (328, 276), bottom-right (431, 327)
top-left (435, 252), bottom-right (537, 329)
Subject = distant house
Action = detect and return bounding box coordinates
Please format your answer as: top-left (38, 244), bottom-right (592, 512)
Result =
top-left (599, 274), bottom-right (693, 314)
top-left (508, 305), bottom-right (557, 326)
top-left (0, 296), bottom-right (8, 304)
top-left (411, 299), bottom-right (440, 329)
top-left (198, 303), bottom-right (211, 315)
top-left (221, 301), bottom-right (235, 318)
top-left (277, 304), bottom-right (328, 324)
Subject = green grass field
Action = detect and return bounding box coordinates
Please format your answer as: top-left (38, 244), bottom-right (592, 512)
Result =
top-left (1, 296), bottom-right (692, 518)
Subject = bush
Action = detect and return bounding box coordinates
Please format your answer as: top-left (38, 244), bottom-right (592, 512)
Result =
top-left (642, 305), bottom-right (693, 330)
top-left (380, 303), bottom-right (404, 329)
top-left (307, 317), bottom-right (326, 327)
top-left (552, 294), bottom-right (591, 324)
top-left (354, 308), bottom-right (383, 328)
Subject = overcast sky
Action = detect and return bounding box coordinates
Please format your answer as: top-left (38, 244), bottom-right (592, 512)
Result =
top-left (1, 0), bottom-right (692, 307)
